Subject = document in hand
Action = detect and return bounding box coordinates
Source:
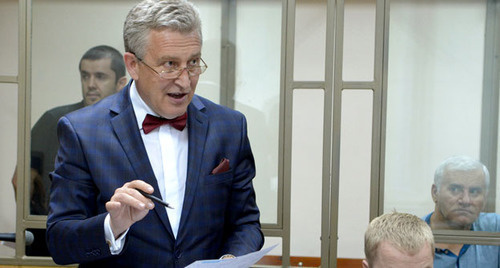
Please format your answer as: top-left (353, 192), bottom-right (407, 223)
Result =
top-left (186, 244), bottom-right (278, 268)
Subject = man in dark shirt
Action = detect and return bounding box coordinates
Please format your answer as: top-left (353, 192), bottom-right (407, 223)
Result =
top-left (12, 45), bottom-right (127, 215)
top-left (11, 45), bottom-right (127, 256)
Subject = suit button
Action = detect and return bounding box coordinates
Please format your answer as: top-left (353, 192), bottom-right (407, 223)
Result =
top-left (174, 249), bottom-right (182, 259)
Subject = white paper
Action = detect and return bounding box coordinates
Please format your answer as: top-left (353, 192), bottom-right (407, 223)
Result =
top-left (186, 244), bottom-right (278, 268)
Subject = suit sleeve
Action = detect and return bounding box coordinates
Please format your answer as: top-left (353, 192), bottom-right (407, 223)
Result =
top-left (220, 115), bottom-right (264, 255)
top-left (46, 116), bottom-right (116, 264)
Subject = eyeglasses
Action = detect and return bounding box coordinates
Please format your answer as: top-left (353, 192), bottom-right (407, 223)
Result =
top-left (133, 53), bottom-right (208, 80)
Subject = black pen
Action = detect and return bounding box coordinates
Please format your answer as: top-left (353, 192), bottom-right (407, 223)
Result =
top-left (135, 188), bottom-right (174, 209)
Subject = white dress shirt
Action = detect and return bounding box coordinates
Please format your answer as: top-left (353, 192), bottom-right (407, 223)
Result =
top-left (105, 81), bottom-right (188, 253)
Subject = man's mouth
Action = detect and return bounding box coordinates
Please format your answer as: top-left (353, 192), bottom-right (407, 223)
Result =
top-left (168, 93), bottom-right (187, 99)
top-left (86, 91), bottom-right (100, 98)
top-left (454, 209), bottom-right (473, 215)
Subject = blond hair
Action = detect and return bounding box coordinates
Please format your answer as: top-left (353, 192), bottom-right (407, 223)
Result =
top-left (364, 212), bottom-right (434, 264)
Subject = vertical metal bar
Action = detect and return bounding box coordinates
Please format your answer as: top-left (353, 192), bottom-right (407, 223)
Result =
top-left (281, 0), bottom-right (295, 266)
top-left (371, 0), bottom-right (383, 218)
top-left (377, 0), bottom-right (390, 217)
top-left (480, 0), bottom-right (499, 212)
top-left (15, 0), bottom-right (28, 259)
top-left (322, 0), bottom-right (335, 266)
top-left (370, 0), bottom-right (388, 219)
top-left (220, 0), bottom-right (236, 108)
top-left (328, 0), bottom-right (344, 266)
top-left (276, 0), bottom-right (288, 232)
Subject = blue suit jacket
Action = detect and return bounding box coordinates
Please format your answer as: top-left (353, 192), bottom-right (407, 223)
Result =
top-left (46, 82), bottom-right (263, 267)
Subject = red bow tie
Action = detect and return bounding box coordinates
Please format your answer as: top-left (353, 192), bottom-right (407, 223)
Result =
top-left (142, 113), bottom-right (187, 134)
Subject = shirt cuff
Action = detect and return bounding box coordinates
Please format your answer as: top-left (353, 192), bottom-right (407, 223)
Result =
top-left (219, 254), bottom-right (235, 259)
top-left (104, 213), bottom-right (129, 255)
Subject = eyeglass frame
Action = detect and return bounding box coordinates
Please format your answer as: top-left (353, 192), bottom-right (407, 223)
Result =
top-left (131, 52), bottom-right (208, 80)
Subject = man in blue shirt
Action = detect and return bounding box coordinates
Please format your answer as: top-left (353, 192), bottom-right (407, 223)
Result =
top-left (424, 155), bottom-right (500, 267)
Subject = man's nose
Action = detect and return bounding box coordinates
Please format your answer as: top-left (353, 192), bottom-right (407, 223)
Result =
top-left (174, 68), bottom-right (191, 88)
top-left (459, 192), bottom-right (472, 205)
top-left (88, 76), bottom-right (97, 88)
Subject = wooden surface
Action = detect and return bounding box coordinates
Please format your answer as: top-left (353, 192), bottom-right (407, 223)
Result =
top-left (0, 257), bottom-right (363, 267)
top-left (256, 255), bottom-right (363, 267)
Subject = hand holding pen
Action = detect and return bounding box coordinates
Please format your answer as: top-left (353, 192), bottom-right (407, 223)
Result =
top-left (135, 188), bottom-right (174, 209)
top-left (105, 180), bottom-right (156, 238)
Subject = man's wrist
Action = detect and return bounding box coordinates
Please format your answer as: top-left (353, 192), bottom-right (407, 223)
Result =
top-left (104, 214), bottom-right (128, 255)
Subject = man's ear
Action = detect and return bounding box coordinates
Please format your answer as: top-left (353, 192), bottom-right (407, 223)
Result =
top-left (124, 52), bottom-right (139, 81)
top-left (431, 184), bottom-right (438, 203)
top-left (362, 259), bottom-right (370, 268)
top-left (115, 76), bottom-right (128, 92)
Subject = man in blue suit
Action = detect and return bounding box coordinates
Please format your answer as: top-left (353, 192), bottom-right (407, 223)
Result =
top-left (46, 0), bottom-right (264, 266)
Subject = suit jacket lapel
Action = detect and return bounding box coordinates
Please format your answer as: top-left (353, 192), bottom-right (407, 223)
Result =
top-left (109, 82), bottom-right (175, 239)
top-left (178, 96), bottom-right (208, 239)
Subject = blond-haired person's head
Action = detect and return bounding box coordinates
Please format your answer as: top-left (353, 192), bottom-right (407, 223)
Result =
top-left (363, 212), bottom-right (434, 268)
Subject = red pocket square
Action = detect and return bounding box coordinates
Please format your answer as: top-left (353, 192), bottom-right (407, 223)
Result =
top-left (211, 158), bottom-right (230, 174)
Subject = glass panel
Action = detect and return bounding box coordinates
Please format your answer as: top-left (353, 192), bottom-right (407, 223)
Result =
top-left (255, 236), bottom-right (282, 266)
top-left (343, 0), bottom-right (376, 82)
top-left (294, 0), bottom-right (327, 81)
top-left (192, 0), bottom-right (222, 103)
top-left (0, 0), bottom-right (18, 76)
top-left (0, 83), bottom-right (17, 258)
top-left (338, 89), bottom-right (372, 259)
top-left (234, 0), bottom-right (282, 225)
top-left (30, 0), bottom-right (221, 215)
top-left (30, 0), bottom-right (135, 216)
top-left (290, 89), bottom-right (323, 265)
top-left (385, 0), bottom-right (492, 232)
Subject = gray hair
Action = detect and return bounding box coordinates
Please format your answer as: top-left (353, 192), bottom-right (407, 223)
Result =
top-left (364, 212), bottom-right (434, 265)
top-left (434, 155), bottom-right (490, 191)
top-left (123, 0), bottom-right (202, 59)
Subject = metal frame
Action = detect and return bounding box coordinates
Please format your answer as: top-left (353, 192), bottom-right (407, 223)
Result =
top-left (379, 0), bottom-right (500, 246)
top-left (481, 0), bottom-right (500, 213)
top-left (219, 0), bottom-right (290, 265)
top-left (327, 0), bottom-right (387, 267)
top-left (220, 0), bottom-right (236, 108)
top-left (0, 76), bottom-right (18, 83)
top-left (15, 0), bottom-right (55, 265)
top-left (262, 0), bottom-right (292, 265)
top-left (4, 0), bottom-right (500, 266)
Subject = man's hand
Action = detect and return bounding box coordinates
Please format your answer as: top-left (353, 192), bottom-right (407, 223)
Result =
top-left (105, 180), bottom-right (155, 239)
